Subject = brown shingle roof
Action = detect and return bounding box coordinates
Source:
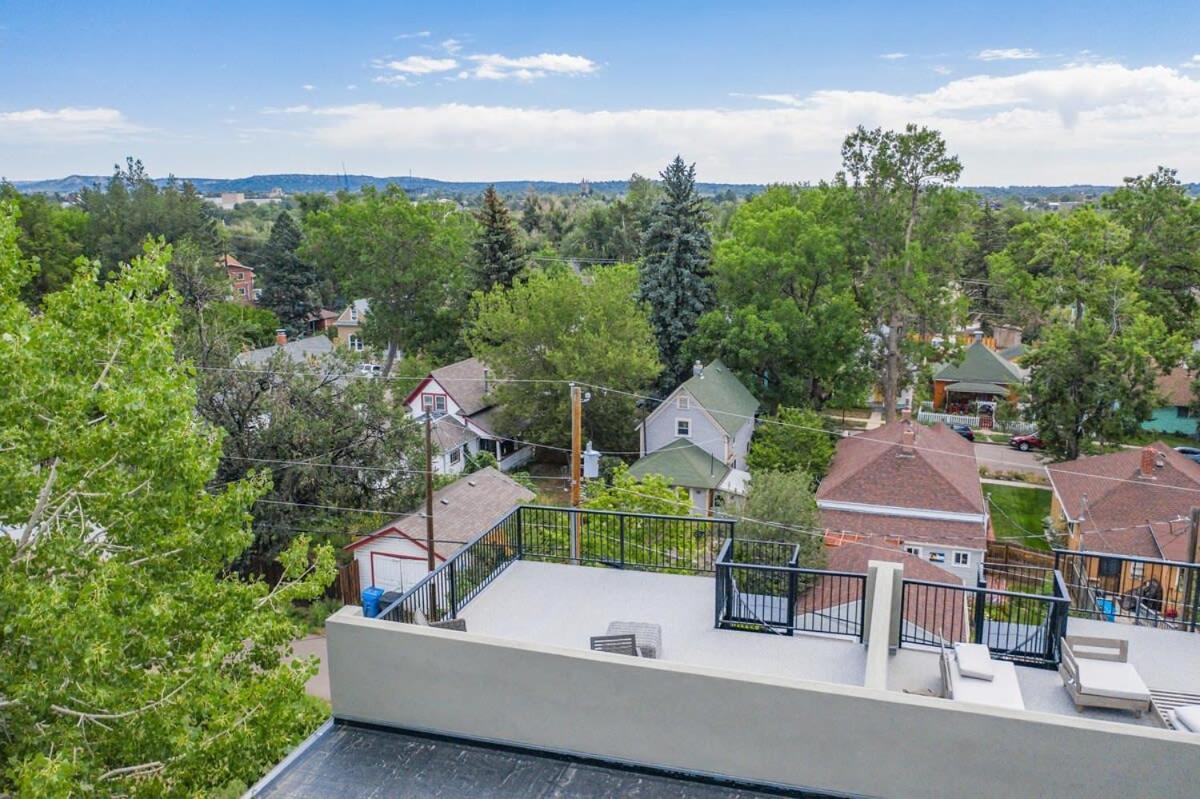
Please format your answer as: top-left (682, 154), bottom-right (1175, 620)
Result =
top-left (1155, 366), bottom-right (1194, 408)
top-left (430, 357), bottom-right (493, 417)
top-left (817, 419), bottom-right (985, 515)
top-left (1049, 442), bottom-right (1200, 560)
top-left (346, 468), bottom-right (534, 559)
top-left (819, 509), bottom-right (988, 551)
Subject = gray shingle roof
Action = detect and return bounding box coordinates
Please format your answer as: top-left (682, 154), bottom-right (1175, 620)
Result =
top-left (234, 335), bottom-right (334, 366)
top-left (674, 359), bottom-right (759, 436)
top-left (430, 357), bottom-right (493, 417)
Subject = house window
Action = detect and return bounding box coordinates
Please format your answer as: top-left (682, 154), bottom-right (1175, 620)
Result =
top-left (953, 551), bottom-right (970, 566)
top-left (928, 551), bottom-right (946, 564)
top-left (233, 271), bottom-right (244, 280)
top-left (904, 546), bottom-right (920, 556)
top-left (677, 395), bottom-right (690, 410)
top-left (1130, 561), bottom-right (1144, 580)
top-left (449, 447), bottom-right (462, 465)
top-left (348, 334), bottom-right (364, 352)
top-left (350, 306), bottom-right (359, 321)
top-left (422, 394), bottom-right (447, 414)
top-left (675, 418), bottom-right (691, 437)
top-left (1178, 406), bottom-right (1193, 419)
top-left (1098, 557), bottom-right (1121, 578)
top-left (237, 287), bottom-right (246, 296)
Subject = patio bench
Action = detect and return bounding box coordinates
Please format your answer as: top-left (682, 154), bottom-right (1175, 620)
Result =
top-left (1059, 636), bottom-right (1150, 717)
top-left (606, 621), bottom-right (662, 659)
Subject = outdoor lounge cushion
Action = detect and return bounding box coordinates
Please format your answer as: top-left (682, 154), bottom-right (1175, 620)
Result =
top-left (947, 655), bottom-right (1025, 710)
top-left (1074, 659), bottom-right (1151, 702)
top-left (954, 643), bottom-right (995, 681)
top-left (1173, 705), bottom-right (1200, 733)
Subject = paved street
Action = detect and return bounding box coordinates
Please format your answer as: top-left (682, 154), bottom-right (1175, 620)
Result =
top-left (289, 634), bottom-right (330, 702)
top-left (974, 442), bottom-right (1046, 477)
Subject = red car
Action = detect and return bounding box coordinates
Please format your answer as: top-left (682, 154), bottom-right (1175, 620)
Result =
top-left (1009, 433), bottom-right (1045, 452)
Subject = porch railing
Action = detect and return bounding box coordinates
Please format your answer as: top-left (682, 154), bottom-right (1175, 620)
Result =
top-left (714, 539), bottom-right (868, 640)
top-left (1053, 548), bottom-right (1200, 632)
top-left (898, 570), bottom-right (1071, 668)
top-left (378, 505), bottom-right (733, 623)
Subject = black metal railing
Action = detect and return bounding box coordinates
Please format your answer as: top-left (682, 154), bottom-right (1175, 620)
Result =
top-left (378, 505), bottom-right (733, 623)
top-left (899, 571), bottom-right (1071, 668)
top-left (714, 539), bottom-right (868, 640)
top-left (1053, 548), bottom-right (1200, 631)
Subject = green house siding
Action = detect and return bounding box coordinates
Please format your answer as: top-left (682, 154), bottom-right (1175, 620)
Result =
top-left (1142, 406), bottom-right (1199, 436)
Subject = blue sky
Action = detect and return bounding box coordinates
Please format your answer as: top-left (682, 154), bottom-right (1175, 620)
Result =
top-left (4, 1), bottom-right (1200, 183)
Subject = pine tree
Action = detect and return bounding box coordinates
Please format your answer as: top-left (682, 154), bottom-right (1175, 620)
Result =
top-left (639, 155), bottom-right (713, 388)
top-left (473, 186), bottom-right (523, 290)
top-left (259, 211), bottom-right (320, 331)
top-left (519, 191), bottom-right (542, 234)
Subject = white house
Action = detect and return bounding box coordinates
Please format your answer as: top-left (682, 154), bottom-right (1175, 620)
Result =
top-left (402, 357), bottom-right (535, 475)
top-left (629, 359), bottom-right (758, 515)
top-left (344, 467), bottom-right (535, 594)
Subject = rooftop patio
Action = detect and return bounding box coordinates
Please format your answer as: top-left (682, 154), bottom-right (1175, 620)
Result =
top-left (461, 560), bottom-right (867, 686)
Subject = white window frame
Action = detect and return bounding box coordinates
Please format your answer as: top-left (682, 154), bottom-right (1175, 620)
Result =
top-left (675, 418), bottom-right (691, 437)
top-left (449, 447), bottom-right (462, 465)
top-left (953, 551), bottom-right (970, 566)
top-left (349, 306), bottom-right (359, 322)
top-left (904, 546), bottom-right (920, 556)
top-left (348, 334), bottom-right (364, 352)
top-left (928, 551), bottom-right (946, 564)
top-left (677, 395), bottom-right (690, 410)
top-left (422, 394), bottom-right (447, 414)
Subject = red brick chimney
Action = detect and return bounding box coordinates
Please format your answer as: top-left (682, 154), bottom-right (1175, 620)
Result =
top-left (899, 420), bottom-right (916, 457)
top-left (1139, 446), bottom-right (1157, 478)
top-left (275, 329), bottom-right (288, 347)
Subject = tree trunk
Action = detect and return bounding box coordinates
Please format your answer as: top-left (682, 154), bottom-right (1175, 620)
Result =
top-left (381, 341), bottom-right (399, 377)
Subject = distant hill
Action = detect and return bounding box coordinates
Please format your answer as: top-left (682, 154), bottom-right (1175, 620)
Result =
top-left (8, 173), bottom-right (1199, 201)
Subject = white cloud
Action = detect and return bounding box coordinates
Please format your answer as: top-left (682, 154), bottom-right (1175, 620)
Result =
top-left (347, 84), bottom-right (358, 90)
top-left (377, 55), bottom-right (458, 75)
top-left (879, 52), bottom-right (907, 60)
top-left (932, 65), bottom-right (952, 76)
top-left (274, 63), bottom-right (1200, 184)
top-left (975, 48), bottom-right (1041, 61)
top-left (0, 107), bottom-right (146, 142)
top-left (442, 38), bottom-right (463, 54)
top-left (463, 52), bottom-right (597, 81)
top-left (395, 31), bottom-right (430, 40)
top-left (302, 84), bottom-right (316, 91)
top-left (1181, 55), bottom-right (1200, 70)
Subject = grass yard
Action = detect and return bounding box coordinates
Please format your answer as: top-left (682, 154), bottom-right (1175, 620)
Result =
top-left (983, 484), bottom-right (1052, 552)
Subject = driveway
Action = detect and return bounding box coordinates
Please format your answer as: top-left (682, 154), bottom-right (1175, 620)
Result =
top-left (289, 634), bottom-right (330, 701)
top-left (973, 441), bottom-right (1047, 477)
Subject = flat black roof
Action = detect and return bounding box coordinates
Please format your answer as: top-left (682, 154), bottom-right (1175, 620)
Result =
top-left (250, 721), bottom-right (850, 798)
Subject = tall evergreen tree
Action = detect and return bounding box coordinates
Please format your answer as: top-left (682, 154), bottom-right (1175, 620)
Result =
top-left (639, 156), bottom-right (713, 389)
top-left (473, 186), bottom-right (523, 290)
top-left (258, 211), bottom-right (319, 332)
top-left (519, 191), bottom-right (543, 234)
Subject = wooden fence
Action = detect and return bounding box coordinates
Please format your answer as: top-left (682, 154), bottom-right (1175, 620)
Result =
top-left (335, 559), bottom-right (361, 605)
top-left (987, 541), bottom-right (1056, 569)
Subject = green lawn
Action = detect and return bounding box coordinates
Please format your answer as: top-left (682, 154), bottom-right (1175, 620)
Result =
top-left (983, 484), bottom-right (1052, 552)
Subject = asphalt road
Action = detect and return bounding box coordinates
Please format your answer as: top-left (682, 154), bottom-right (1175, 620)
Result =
top-left (974, 441), bottom-right (1047, 476)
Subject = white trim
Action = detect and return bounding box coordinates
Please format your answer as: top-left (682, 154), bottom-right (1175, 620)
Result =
top-left (816, 499), bottom-right (987, 524)
top-left (675, 417), bottom-right (691, 437)
top-left (677, 395), bottom-right (690, 410)
top-left (953, 551), bottom-right (971, 566)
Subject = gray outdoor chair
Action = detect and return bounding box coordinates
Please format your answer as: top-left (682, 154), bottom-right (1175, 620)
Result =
top-left (589, 634), bottom-right (640, 657)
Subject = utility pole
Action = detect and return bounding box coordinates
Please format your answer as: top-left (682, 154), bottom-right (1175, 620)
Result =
top-left (569, 384), bottom-right (583, 561)
top-left (425, 414), bottom-right (435, 573)
top-left (1187, 506), bottom-right (1200, 632)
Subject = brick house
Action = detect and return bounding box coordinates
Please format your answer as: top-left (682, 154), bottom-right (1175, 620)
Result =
top-left (219, 254), bottom-right (256, 305)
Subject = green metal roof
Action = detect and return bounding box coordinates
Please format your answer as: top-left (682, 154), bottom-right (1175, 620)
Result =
top-left (944, 381), bottom-right (1008, 395)
top-left (677, 359), bottom-right (759, 436)
top-left (628, 439), bottom-right (730, 490)
top-left (933, 342), bottom-right (1025, 386)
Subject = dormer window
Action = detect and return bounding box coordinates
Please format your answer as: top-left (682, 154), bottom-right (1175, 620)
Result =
top-left (677, 395), bottom-right (690, 410)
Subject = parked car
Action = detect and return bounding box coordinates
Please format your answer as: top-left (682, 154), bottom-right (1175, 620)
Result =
top-left (950, 423), bottom-right (975, 442)
top-left (1173, 446), bottom-right (1200, 464)
top-left (1009, 433), bottom-right (1044, 452)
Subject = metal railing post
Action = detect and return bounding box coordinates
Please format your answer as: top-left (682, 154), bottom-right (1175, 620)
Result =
top-left (619, 514), bottom-right (626, 568)
top-left (516, 507), bottom-right (524, 560)
top-left (568, 509), bottom-right (579, 562)
top-left (787, 567), bottom-right (798, 637)
top-left (972, 587), bottom-right (987, 645)
top-left (449, 559), bottom-right (459, 618)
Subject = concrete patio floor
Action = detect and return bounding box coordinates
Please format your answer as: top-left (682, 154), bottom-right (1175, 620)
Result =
top-left (461, 560), bottom-right (867, 687)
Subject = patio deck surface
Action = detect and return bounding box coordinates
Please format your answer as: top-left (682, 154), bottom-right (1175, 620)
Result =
top-left (460, 560), bottom-right (867, 687)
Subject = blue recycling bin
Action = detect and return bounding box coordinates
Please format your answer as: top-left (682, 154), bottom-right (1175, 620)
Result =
top-left (361, 586), bottom-right (385, 619)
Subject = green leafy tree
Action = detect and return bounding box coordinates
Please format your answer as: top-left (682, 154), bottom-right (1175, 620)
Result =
top-left (993, 209), bottom-right (1188, 459)
top-left (197, 349), bottom-right (425, 571)
top-left (639, 156), bottom-right (713, 389)
top-left (0, 211), bottom-right (334, 795)
top-left (466, 263), bottom-right (661, 451)
top-left (80, 157), bottom-right (220, 274)
top-left (583, 464), bottom-right (690, 516)
top-left (301, 186), bottom-right (475, 370)
top-left (1102, 166), bottom-right (1200, 337)
top-left (519, 190), bottom-right (543, 234)
top-left (840, 125), bottom-right (970, 421)
top-left (473, 186), bottom-right (524, 290)
top-left (746, 407), bottom-right (836, 481)
top-left (259, 211), bottom-right (320, 331)
top-left (732, 470), bottom-right (825, 569)
top-left (0, 183), bottom-right (88, 304)
top-left (692, 185), bottom-right (870, 408)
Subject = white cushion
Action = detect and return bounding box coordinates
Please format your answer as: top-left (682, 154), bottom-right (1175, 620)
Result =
top-left (1173, 705), bottom-right (1200, 733)
top-left (1075, 659), bottom-right (1151, 702)
top-left (954, 643), bottom-right (995, 681)
top-left (948, 657), bottom-right (1025, 710)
